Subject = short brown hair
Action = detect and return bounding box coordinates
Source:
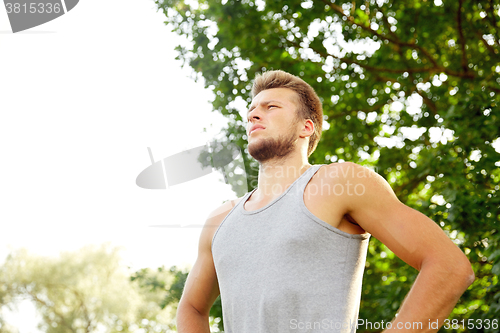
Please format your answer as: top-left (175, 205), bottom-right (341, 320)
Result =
top-left (251, 70), bottom-right (323, 156)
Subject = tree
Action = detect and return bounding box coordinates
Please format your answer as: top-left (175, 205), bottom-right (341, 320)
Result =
top-left (0, 244), bottom-right (176, 333)
top-left (131, 266), bottom-right (223, 331)
top-left (156, 0), bottom-right (500, 331)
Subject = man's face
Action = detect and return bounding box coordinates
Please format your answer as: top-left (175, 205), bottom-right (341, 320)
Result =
top-left (246, 88), bottom-right (302, 162)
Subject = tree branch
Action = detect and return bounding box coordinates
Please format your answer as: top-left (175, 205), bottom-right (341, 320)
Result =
top-left (320, 0), bottom-right (413, 47)
top-left (291, 39), bottom-right (437, 75)
top-left (317, 0), bottom-right (471, 78)
top-left (71, 288), bottom-right (94, 333)
top-left (394, 172), bottom-right (429, 197)
top-left (476, 31), bottom-right (499, 57)
top-left (487, 85), bottom-right (500, 94)
top-left (457, 0), bottom-right (469, 74)
top-left (29, 291), bottom-right (76, 332)
top-left (486, 0), bottom-right (500, 47)
top-left (416, 89), bottom-right (438, 115)
top-left (486, 0), bottom-right (500, 27)
top-left (378, 9), bottom-right (399, 41)
top-left (322, 0), bottom-right (440, 67)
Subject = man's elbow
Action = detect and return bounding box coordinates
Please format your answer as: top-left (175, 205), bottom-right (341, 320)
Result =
top-left (177, 297), bottom-right (209, 319)
top-left (454, 255), bottom-right (475, 291)
top-left (426, 253), bottom-right (475, 293)
top-left (462, 261), bottom-right (475, 288)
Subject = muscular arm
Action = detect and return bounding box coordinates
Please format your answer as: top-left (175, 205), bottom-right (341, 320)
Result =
top-left (334, 163), bottom-right (474, 332)
top-left (176, 200), bottom-right (237, 332)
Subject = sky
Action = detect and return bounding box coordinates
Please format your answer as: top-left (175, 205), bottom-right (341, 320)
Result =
top-left (0, 0), bottom-right (238, 330)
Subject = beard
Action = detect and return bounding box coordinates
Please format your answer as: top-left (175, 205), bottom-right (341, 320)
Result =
top-left (248, 129), bottom-right (297, 163)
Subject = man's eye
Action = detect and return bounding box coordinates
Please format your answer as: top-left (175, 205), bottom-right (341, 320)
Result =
top-left (269, 105), bottom-right (277, 108)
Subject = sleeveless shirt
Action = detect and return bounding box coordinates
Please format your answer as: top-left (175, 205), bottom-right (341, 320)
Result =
top-left (212, 164), bottom-right (370, 332)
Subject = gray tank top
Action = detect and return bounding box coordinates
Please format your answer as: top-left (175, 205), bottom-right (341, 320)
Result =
top-left (212, 164), bottom-right (370, 332)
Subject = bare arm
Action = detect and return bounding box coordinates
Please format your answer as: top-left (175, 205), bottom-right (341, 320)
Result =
top-left (334, 163), bottom-right (474, 332)
top-left (177, 200), bottom-right (237, 332)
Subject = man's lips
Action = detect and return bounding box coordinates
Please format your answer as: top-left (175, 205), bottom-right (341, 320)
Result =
top-left (249, 125), bottom-right (265, 134)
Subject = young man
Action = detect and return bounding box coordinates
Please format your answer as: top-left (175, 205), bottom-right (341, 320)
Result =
top-left (176, 70), bottom-right (474, 332)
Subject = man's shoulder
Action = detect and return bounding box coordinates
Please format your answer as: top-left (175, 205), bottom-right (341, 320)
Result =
top-left (311, 162), bottom-right (388, 206)
top-left (315, 162), bottom-right (377, 183)
top-left (203, 197), bottom-right (245, 250)
top-left (314, 162), bottom-right (396, 210)
top-left (205, 196), bottom-right (244, 227)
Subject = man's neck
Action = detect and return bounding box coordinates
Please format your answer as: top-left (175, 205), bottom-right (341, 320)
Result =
top-left (254, 151), bottom-right (311, 201)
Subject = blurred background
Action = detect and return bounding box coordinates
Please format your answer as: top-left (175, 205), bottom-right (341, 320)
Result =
top-left (1, 0), bottom-right (499, 332)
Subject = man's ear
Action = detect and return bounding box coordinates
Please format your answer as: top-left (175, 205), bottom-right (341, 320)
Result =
top-left (299, 119), bottom-right (315, 138)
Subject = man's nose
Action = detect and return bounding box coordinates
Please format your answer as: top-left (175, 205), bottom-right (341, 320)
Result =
top-left (250, 114), bottom-right (261, 121)
top-left (248, 108), bottom-right (262, 122)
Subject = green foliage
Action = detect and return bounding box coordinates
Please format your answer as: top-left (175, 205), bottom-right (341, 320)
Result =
top-left (156, 0), bottom-right (500, 331)
top-left (131, 266), bottom-right (186, 310)
top-left (0, 244), bottom-right (176, 333)
top-left (131, 266), bottom-right (224, 331)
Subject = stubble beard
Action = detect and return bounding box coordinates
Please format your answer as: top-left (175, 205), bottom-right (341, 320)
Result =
top-left (248, 127), bottom-right (297, 163)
